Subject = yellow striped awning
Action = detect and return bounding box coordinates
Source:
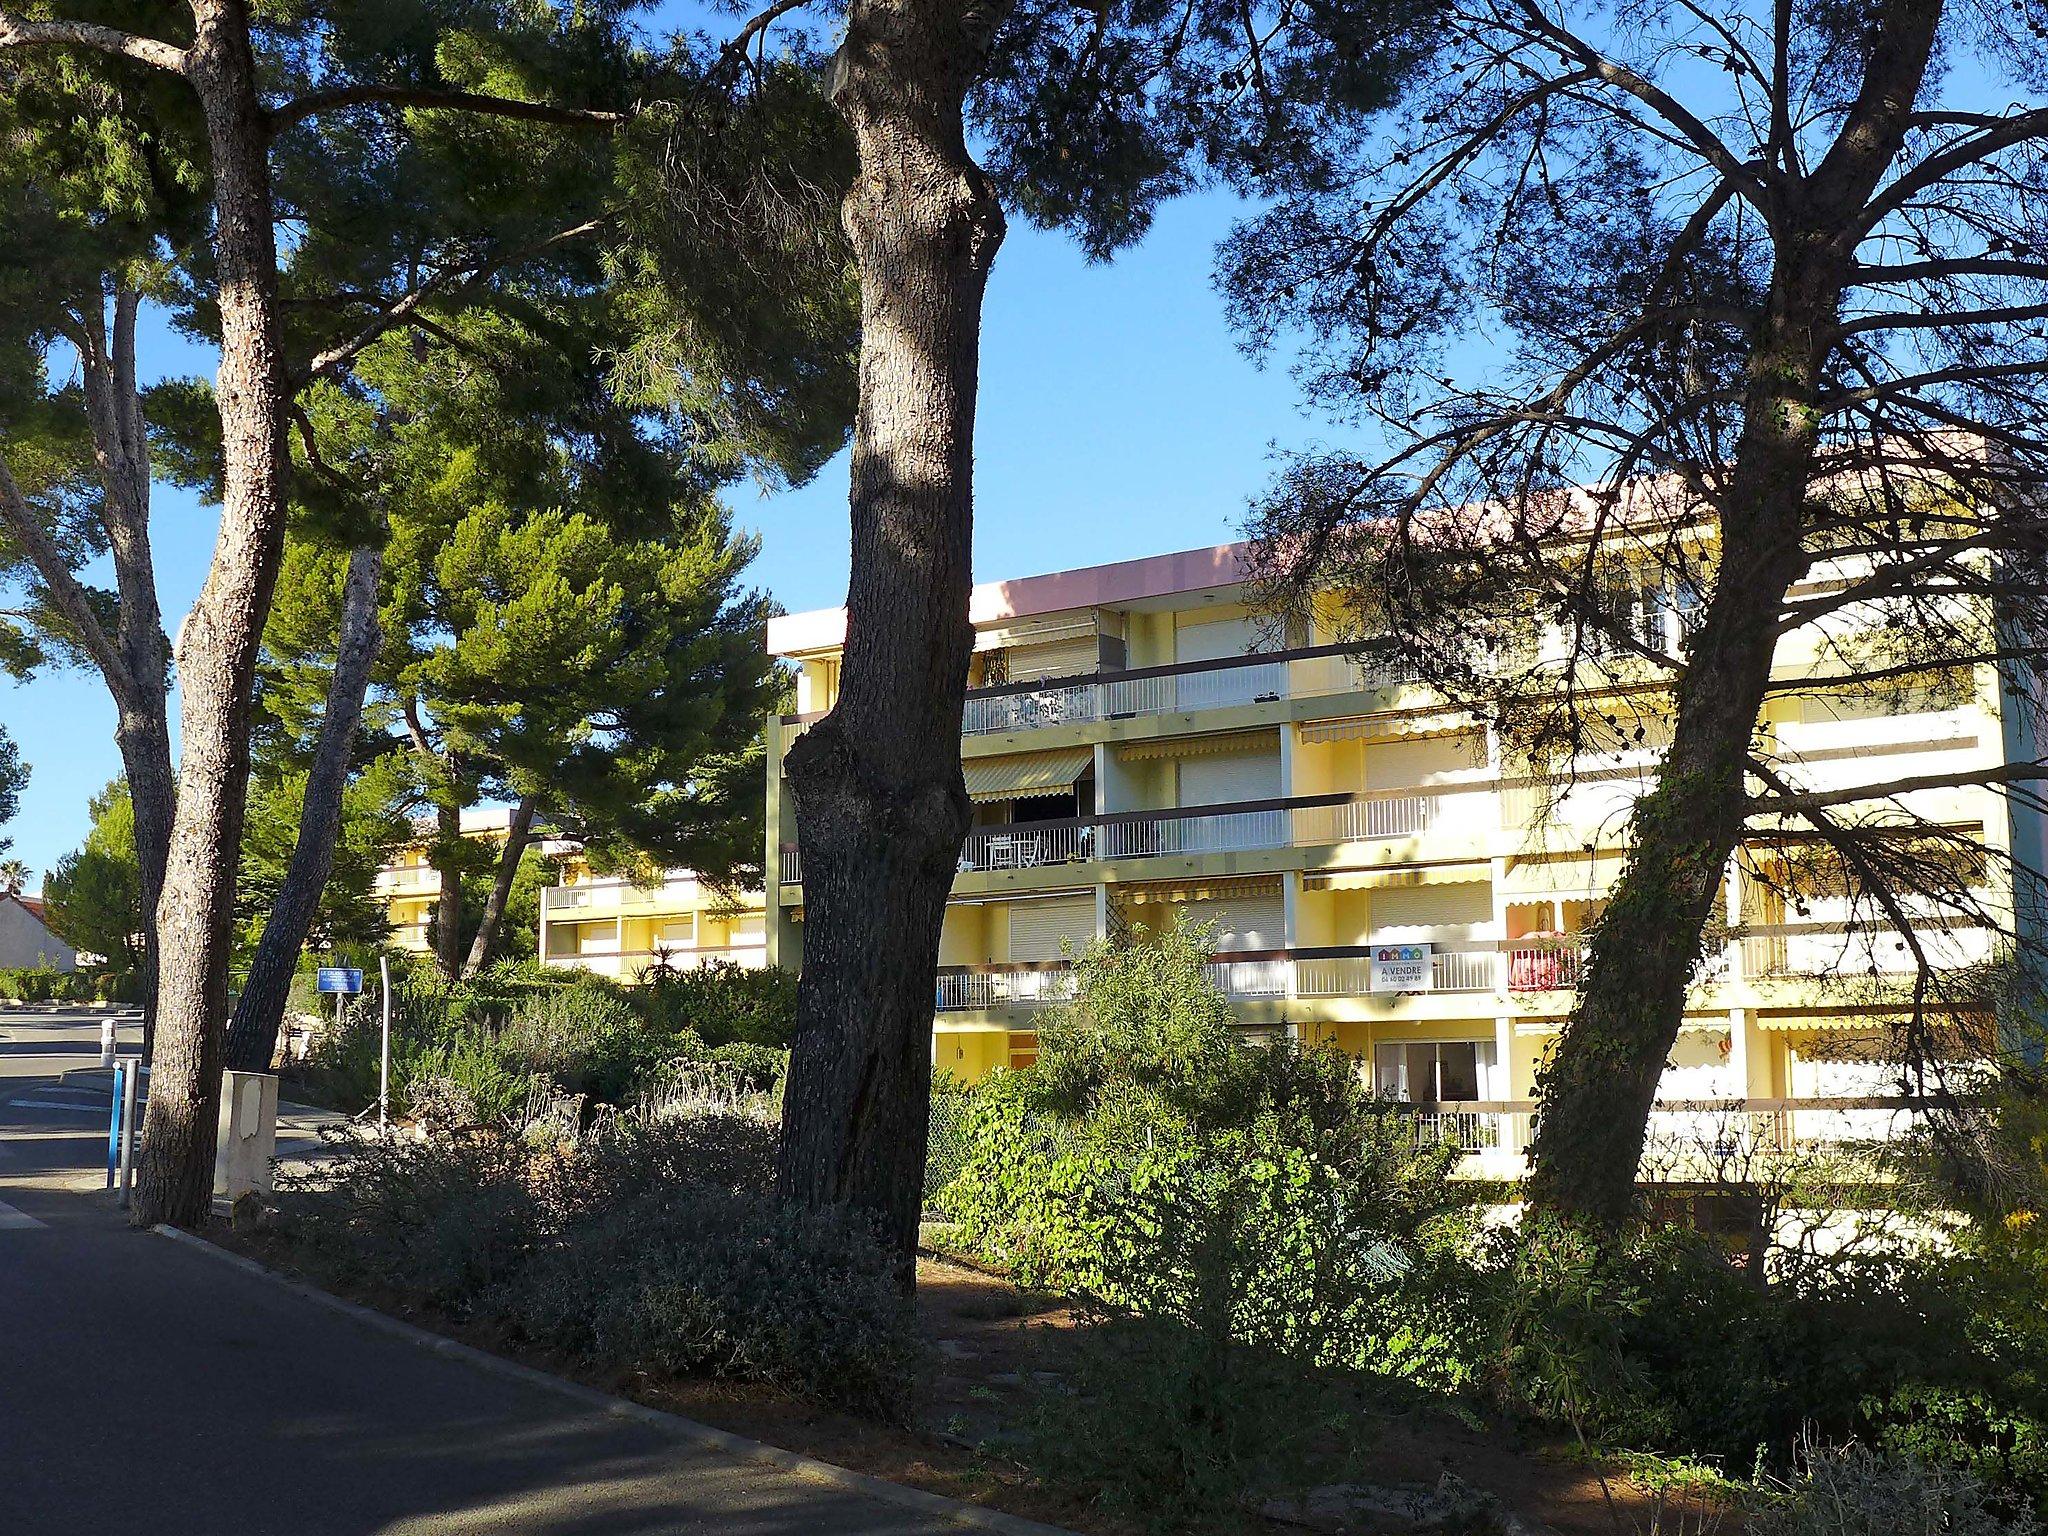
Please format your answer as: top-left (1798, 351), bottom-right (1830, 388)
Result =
top-left (962, 747), bottom-right (1094, 804)
top-left (1500, 851), bottom-right (1630, 896)
top-left (1116, 875), bottom-right (1284, 904)
top-left (1301, 864), bottom-right (1491, 893)
top-left (1115, 731), bottom-right (1277, 762)
top-left (1297, 712), bottom-right (1477, 745)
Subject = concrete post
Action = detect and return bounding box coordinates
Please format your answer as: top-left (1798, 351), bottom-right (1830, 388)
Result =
top-left (213, 1070), bottom-right (280, 1203)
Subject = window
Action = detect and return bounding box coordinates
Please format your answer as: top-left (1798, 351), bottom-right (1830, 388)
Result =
top-left (1374, 1040), bottom-right (1495, 1102)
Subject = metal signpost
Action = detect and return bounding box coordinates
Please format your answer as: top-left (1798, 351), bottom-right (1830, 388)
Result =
top-left (378, 955), bottom-right (392, 1131)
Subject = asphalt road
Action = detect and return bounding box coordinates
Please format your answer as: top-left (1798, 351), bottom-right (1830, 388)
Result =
top-left (0, 1008), bottom-right (982, 1536)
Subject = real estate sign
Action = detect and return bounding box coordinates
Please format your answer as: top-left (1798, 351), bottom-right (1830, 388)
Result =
top-left (1369, 943), bottom-right (1433, 993)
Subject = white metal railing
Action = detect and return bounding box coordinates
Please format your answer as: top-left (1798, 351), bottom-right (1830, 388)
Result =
top-left (935, 967), bottom-right (1077, 1010)
top-left (1739, 923), bottom-right (1993, 982)
top-left (543, 945), bottom-right (767, 981)
top-left (1388, 1098), bottom-right (1950, 1164)
top-left (1294, 949), bottom-right (1498, 996)
top-left (955, 649), bottom-right (1416, 739)
top-left (1202, 956), bottom-right (1294, 997)
top-left (375, 868), bottom-right (439, 894)
top-left (1504, 942), bottom-right (1584, 991)
top-left (932, 791), bottom-right (1456, 879)
top-left (541, 877), bottom-right (704, 915)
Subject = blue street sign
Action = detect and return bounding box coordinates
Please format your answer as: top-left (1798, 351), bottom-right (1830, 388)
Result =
top-left (316, 967), bottom-right (364, 995)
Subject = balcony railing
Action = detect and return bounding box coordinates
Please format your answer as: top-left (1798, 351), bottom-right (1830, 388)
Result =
top-left (779, 644), bottom-right (1424, 743)
top-left (780, 787), bottom-right (1483, 886)
top-left (937, 943), bottom-right (1503, 1011)
top-left (1737, 920), bottom-right (1994, 981)
top-left (542, 944), bottom-right (768, 981)
top-left (1395, 1096), bottom-right (1953, 1159)
top-left (541, 877), bottom-right (706, 915)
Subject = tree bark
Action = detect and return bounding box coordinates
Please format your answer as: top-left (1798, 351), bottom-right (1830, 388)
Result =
top-left (223, 543), bottom-right (383, 1072)
top-left (774, 0), bottom-right (1006, 1281)
top-left (83, 291), bottom-right (174, 1052)
top-left (1524, 0), bottom-right (1944, 1226)
top-left (459, 794), bottom-right (538, 977)
top-left (133, 0), bottom-right (293, 1228)
top-left (431, 795), bottom-right (466, 981)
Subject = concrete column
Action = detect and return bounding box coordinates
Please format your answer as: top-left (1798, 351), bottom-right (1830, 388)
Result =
top-left (213, 1070), bottom-right (279, 1204)
top-left (1727, 1006), bottom-right (1749, 1100)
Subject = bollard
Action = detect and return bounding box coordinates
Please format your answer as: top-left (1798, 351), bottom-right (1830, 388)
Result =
top-left (100, 1016), bottom-right (116, 1068)
top-left (105, 1061), bottom-right (124, 1190)
top-left (116, 1061), bottom-right (141, 1208)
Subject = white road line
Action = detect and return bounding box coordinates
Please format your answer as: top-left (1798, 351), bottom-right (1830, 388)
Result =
top-left (0, 1200), bottom-right (47, 1229)
top-left (7, 1097), bottom-right (113, 1115)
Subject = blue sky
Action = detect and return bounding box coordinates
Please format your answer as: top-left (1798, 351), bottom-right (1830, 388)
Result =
top-left (0, 188), bottom-right (1334, 889)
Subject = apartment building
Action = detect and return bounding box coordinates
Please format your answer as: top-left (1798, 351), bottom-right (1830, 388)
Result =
top-left (373, 807), bottom-right (578, 958)
top-left (765, 541), bottom-right (2039, 1175)
top-left (536, 857), bottom-right (767, 981)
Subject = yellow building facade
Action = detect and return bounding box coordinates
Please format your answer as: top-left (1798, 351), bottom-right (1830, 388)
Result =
top-left (765, 540), bottom-right (2038, 1176)
top-left (535, 858), bottom-right (768, 982)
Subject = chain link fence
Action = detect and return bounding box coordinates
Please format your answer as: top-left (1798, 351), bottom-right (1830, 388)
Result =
top-left (925, 1090), bottom-right (977, 1204)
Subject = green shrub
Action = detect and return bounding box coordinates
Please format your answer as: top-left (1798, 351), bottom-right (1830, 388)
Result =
top-left (276, 1131), bottom-right (549, 1308)
top-left (635, 960), bottom-right (797, 1048)
top-left (940, 918), bottom-right (1473, 1389)
top-left (1752, 1441), bottom-right (2037, 1536)
top-left (498, 1184), bottom-right (920, 1419)
top-left (0, 965), bottom-right (92, 1002)
top-left (275, 1105), bottom-right (918, 1419)
top-left (495, 980), bottom-right (652, 1103)
top-left (1023, 1317), bottom-right (1368, 1533)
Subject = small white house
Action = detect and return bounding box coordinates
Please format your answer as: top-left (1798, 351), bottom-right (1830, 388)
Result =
top-left (0, 895), bottom-right (77, 971)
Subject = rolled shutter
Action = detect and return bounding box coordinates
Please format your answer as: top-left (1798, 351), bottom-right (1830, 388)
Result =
top-left (1007, 633), bottom-right (1099, 681)
top-left (1178, 750), bottom-right (1282, 807)
top-left (1370, 882), bottom-right (1492, 931)
top-left (1185, 891), bottom-right (1286, 952)
top-left (1175, 617), bottom-right (1256, 662)
top-left (1008, 895), bottom-right (1098, 961)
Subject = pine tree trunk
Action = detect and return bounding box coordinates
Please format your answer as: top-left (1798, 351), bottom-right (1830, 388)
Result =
top-left (432, 796), bottom-right (467, 981)
top-left (1522, 3), bottom-right (1943, 1227)
top-left (132, 0), bottom-right (291, 1229)
top-left (460, 796), bottom-right (537, 978)
top-left (774, 0), bottom-right (1006, 1279)
top-left (223, 543), bottom-right (383, 1072)
top-left (98, 293), bottom-right (174, 1055)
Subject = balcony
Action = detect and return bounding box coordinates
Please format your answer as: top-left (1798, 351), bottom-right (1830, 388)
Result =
top-left (779, 645), bottom-right (1423, 745)
top-left (935, 943), bottom-right (1505, 1012)
top-left (541, 876), bottom-right (708, 917)
top-left (1738, 920), bottom-right (1995, 982)
top-left (375, 867), bottom-right (440, 896)
top-left (1398, 1096), bottom-right (1955, 1162)
top-left (542, 944), bottom-right (768, 982)
top-left (779, 786), bottom-right (1488, 886)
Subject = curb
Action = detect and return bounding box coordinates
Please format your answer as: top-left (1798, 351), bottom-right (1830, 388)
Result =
top-left (149, 1224), bottom-right (1079, 1536)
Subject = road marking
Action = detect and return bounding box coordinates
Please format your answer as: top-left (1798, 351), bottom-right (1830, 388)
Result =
top-left (0, 1200), bottom-right (46, 1229)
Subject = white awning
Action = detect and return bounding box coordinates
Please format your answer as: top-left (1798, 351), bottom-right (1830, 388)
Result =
top-left (962, 747), bottom-right (1094, 804)
top-left (1302, 864), bottom-right (1491, 893)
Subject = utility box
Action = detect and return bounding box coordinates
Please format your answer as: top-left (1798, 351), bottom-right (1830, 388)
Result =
top-left (213, 1070), bottom-right (279, 1202)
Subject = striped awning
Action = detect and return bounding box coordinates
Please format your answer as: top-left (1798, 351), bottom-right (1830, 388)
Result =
top-left (1302, 864), bottom-right (1491, 893)
top-left (1115, 731), bottom-right (1276, 762)
top-left (1500, 851), bottom-right (1630, 896)
top-left (1297, 712), bottom-right (1477, 745)
top-left (962, 747), bottom-right (1093, 804)
top-left (1116, 875), bottom-right (1284, 904)
top-left (1757, 1013), bottom-right (1897, 1033)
